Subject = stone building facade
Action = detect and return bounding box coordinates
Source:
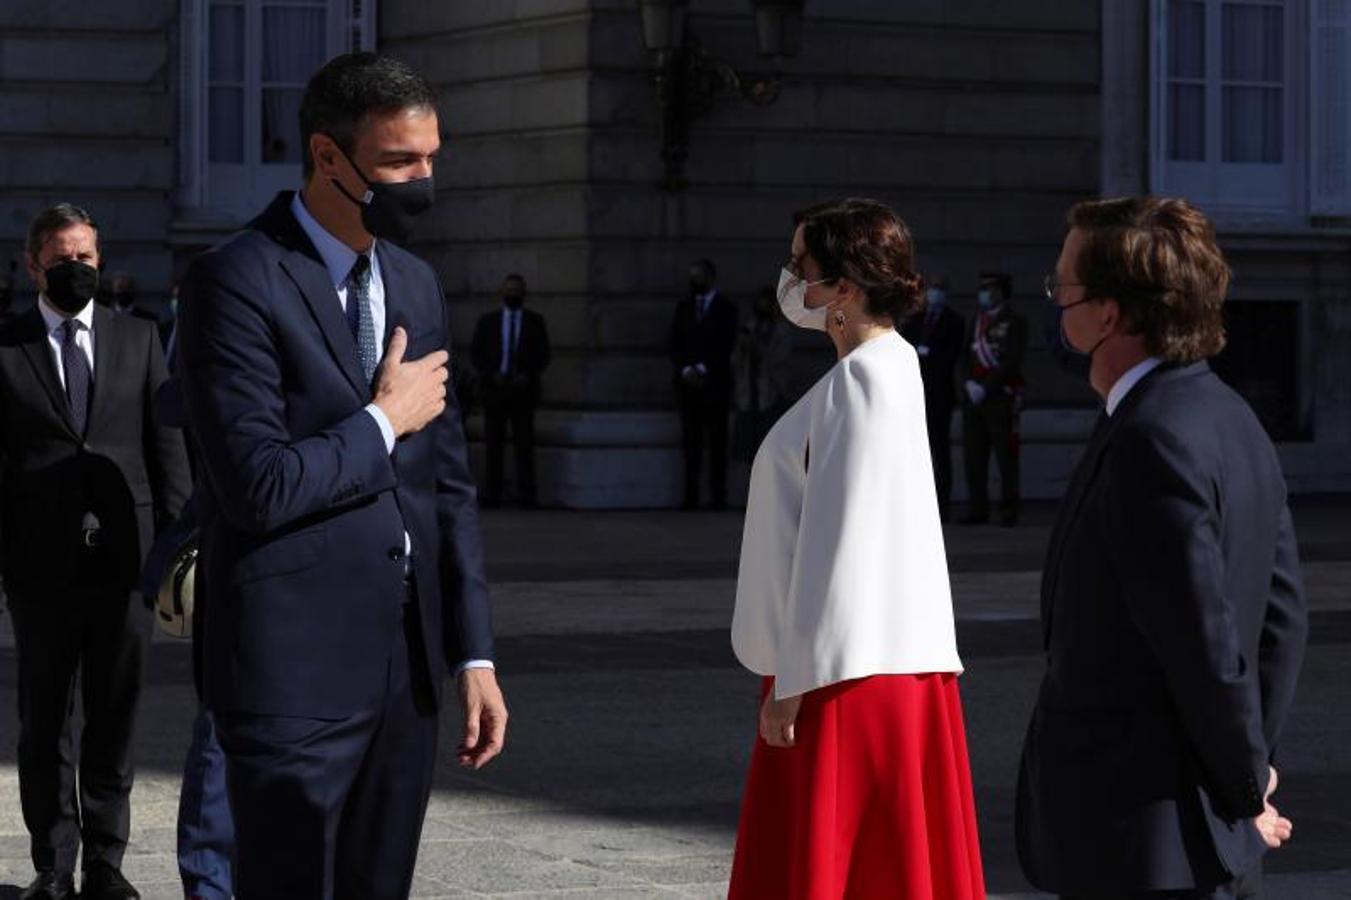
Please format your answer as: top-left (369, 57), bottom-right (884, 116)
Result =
top-left (4, 0), bottom-right (1349, 505)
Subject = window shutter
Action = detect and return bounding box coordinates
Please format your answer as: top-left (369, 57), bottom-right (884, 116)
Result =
top-left (1312, 0), bottom-right (1351, 215)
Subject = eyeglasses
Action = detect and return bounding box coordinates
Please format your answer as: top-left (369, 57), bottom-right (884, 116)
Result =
top-left (783, 256), bottom-right (829, 287)
top-left (1043, 273), bottom-right (1087, 301)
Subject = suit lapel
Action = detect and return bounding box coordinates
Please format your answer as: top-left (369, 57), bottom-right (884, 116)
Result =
top-left (376, 242), bottom-right (413, 347)
top-left (282, 252), bottom-right (369, 399)
top-left (252, 193), bottom-right (368, 400)
top-left (89, 304), bottom-right (121, 434)
top-left (16, 307), bottom-right (80, 439)
top-left (1039, 363), bottom-right (1183, 646)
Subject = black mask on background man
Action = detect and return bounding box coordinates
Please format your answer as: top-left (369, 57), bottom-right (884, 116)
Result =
top-left (44, 260), bottom-right (99, 315)
top-left (503, 294), bottom-right (525, 311)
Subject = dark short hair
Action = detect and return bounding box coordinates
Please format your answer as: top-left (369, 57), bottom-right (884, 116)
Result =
top-left (690, 258), bottom-right (717, 281)
top-left (793, 198), bottom-right (924, 322)
top-left (503, 273), bottom-right (527, 290)
top-left (27, 203), bottom-right (99, 259)
top-left (1068, 196), bottom-right (1229, 362)
top-left (300, 52), bottom-right (437, 178)
top-left (979, 271), bottom-right (1013, 300)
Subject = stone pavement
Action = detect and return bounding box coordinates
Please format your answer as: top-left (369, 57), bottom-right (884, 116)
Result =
top-left (2, 498), bottom-right (1349, 898)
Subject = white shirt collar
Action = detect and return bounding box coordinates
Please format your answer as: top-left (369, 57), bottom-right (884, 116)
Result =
top-left (290, 191), bottom-right (378, 289)
top-left (1106, 356), bottom-right (1163, 416)
top-left (38, 295), bottom-right (95, 334)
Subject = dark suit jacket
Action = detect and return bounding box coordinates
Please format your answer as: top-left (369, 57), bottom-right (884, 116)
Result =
top-left (0, 303), bottom-right (191, 598)
top-left (1016, 362), bottom-right (1308, 894)
top-left (668, 291), bottom-right (738, 395)
top-left (901, 305), bottom-right (965, 409)
top-left (960, 303), bottom-right (1027, 398)
top-left (176, 191), bottom-right (493, 719)
top-left (470, 307), bottom-right (552, 405)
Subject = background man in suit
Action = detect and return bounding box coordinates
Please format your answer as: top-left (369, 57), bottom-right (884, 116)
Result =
top-left (1018, 197), bottom-right (1308, 900)
top-left (901, 275), bottom-right (965, 521)
top-left (0, 204), bottom-right (191, 900)
top-left (668, 258), bottom-right (738, 510)
top-left (177, 53), bottom-right (507, 899)
top-left (470, 274), bottom-right (552, 508)
top-left (960, 271), bottom-right (1028, 526)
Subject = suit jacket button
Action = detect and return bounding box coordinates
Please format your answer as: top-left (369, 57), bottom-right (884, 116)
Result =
top-left (388, 547), bottom-right (405, 561)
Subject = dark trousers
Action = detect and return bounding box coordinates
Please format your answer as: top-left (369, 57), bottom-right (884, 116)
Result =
top-left (677, 384), bottom-right (730, 507)
top-left (483, 384), bottom-right (538, 505)
top-left (963, 393), bottom-right (1020, 520)
top-left (925, 394), bottom-right (955, 515)
top-left (8, 576), bottom-right (150, 875)
top-left (177, 707), bottom-right (234, 900)
top-left (217, 584), bottom-right (439, 900)
top-left (1062, 863), bottom-right (1262, 899)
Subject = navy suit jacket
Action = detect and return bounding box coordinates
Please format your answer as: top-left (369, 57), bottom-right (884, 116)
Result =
top-left (177, 192), bottom-right (492, 718)
top-left (1016, 362), bottom-right (1308, 893)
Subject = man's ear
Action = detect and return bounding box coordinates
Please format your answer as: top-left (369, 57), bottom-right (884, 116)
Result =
top-left (310, 133), bottom-right (341, 179)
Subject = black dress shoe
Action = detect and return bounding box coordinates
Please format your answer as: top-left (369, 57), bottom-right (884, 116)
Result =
top-left (81, 862), bottom-right (141, 900)
top-left (19, 871), bottom-right (75, 900)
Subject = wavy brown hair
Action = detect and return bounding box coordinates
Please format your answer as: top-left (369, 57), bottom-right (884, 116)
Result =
top-left (1068, 196), bottom-right (1229, 362)
top-left (794, 198), bottom-right (925, 323)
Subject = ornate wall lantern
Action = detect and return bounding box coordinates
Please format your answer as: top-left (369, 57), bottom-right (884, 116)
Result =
top-left (637, 0), bottom-right (805, 192)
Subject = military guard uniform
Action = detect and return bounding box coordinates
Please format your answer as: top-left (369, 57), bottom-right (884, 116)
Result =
top-left (960, 300), bottom-right (1027, 525)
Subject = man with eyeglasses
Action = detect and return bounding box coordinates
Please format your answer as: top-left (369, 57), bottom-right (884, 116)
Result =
top-left (1016, 197), bottom-right (1307, 900)
top-left (959, 271), bottom-right (1027, 526)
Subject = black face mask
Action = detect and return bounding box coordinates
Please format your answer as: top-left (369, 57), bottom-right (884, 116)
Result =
top-left (44, 260), bottom-right (99, 315)
top-left (1044, 297), bottom-right (1107, 378)
top-left (503, 295), bottom-right (524, 310)
top-left (329, 142), bottom-right (435, 242)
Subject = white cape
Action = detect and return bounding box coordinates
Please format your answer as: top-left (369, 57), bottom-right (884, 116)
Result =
top-left (731, 331), bottom-right (963, 699)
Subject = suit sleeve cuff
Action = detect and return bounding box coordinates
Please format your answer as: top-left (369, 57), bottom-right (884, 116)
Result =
top-left (364, 404), bottom-right (396, 454)
top-left (455, 659), bottom-right (496, 678)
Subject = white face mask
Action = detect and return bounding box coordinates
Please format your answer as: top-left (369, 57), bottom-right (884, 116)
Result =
top-left (776, 267), bottom-right (830, 331)
top-left (977, 289), bottom-right (996, 310)
top-left (926, 288), bottom-right (946, 307)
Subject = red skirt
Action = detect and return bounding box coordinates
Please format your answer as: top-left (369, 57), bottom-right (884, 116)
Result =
top-left (728, 674), bottom-right (986, 900)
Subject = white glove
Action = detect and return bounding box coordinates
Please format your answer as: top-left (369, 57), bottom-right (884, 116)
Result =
top-left (964, 380), bottom-right (987, 405)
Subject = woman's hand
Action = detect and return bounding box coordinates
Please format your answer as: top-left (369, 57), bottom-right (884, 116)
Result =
top-left (760, 692), bottom-right (803, 748)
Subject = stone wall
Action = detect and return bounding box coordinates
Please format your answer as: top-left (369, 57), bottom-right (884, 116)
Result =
top-left (0, 0), bottom-right (177, 304)
top-left (384, 0), bottom-right (1107, 506)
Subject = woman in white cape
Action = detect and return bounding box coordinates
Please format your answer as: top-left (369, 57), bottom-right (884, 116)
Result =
top-left (728, 199), bottom-right (986, 900)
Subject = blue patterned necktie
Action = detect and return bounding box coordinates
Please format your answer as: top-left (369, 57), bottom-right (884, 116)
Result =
top-left (346, 254), bottom-right (377, 385)
top-left (60, 319), bottom-right (91, 434)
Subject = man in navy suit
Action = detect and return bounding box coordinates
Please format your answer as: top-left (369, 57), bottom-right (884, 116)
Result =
top-left (668, 259), bottom-right (738, 509)
top-left (176, 53), bottom-right (507, 899)
top-left (1018, 197), bottom-right (1308, 899)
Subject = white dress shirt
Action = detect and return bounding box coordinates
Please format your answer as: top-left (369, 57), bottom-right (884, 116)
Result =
top-left (499, 307), bottom-right (522, 374)
top-left (290, 193), bottom-right (493, 676)
top-left (1106, 357), bottom-right (1163, 416)
top-left (732, 330), bottom-right (964, 699)
top-left (39, 296), bottom-right (96, 389)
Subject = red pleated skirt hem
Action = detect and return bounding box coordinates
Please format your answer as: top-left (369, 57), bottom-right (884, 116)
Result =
top-left (728, 673), bottom-right (987, 900)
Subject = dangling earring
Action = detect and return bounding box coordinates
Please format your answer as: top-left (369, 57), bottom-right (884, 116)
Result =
top-left (834, 310), bottom-right (847, 330)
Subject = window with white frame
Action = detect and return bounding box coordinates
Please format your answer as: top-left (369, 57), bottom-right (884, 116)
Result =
top-left (1312, 0), bottom-right (1351, 215)
top-left (1152, 0), bottom-right (1300, 213)
top-left (178, 0), bottom-right (375, 223)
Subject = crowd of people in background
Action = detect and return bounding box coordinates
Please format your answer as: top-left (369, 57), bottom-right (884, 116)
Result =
top-left (1, 242), bottom-right (1038, 521)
